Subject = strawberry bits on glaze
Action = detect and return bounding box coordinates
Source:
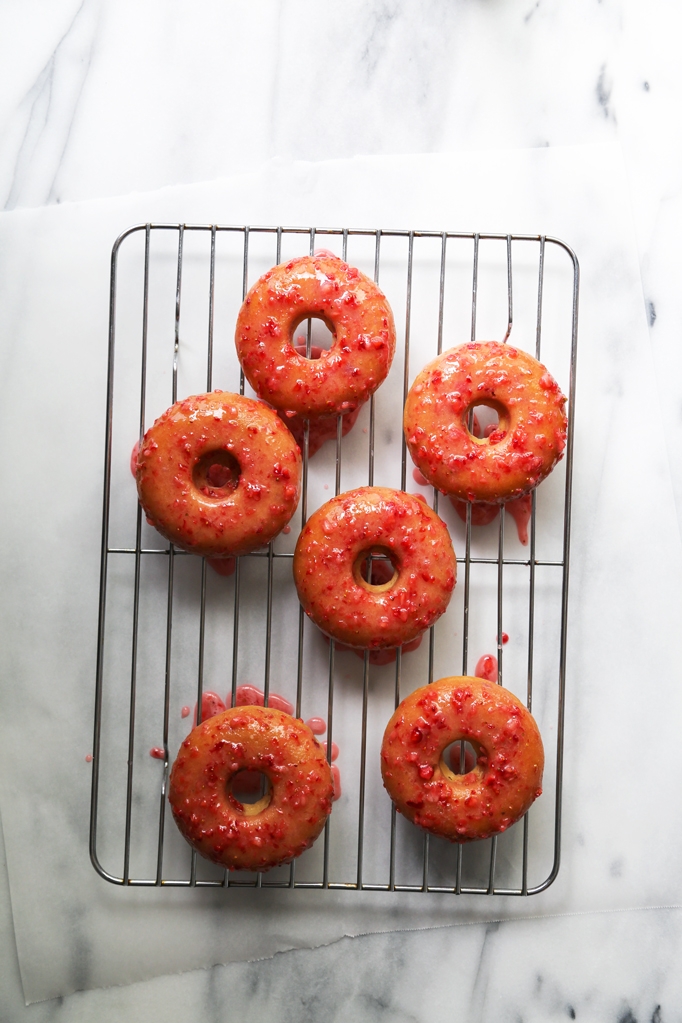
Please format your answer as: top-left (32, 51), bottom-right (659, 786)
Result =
top-left (404, 341), bottom-right (567, 503)
top-left (235, 253), bottom-right (396, 419)
top-left (168, 707), bottom-right (333, 872)
top-left (381, 676), bottom-right (544, 843)
top-left (135, 392), bottom-right (301, 557)
top-left (293, 487), bottom-right (456, 650)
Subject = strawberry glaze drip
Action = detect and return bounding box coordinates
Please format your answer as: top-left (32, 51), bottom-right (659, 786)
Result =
top-left (475, 654), bottom-right (498, 682)
top-left (305, 717), bottom-right (327, 735)
top-left (323, 631), bottom-right (424, 666)
top-left (450, 492), bottom-right (532, 545)
top-left (149, 747), bottom-right (165, 760)
top-left (226, 683), bottom-right (294, 715)
top-left (206, 556), bottom-right (236, 577)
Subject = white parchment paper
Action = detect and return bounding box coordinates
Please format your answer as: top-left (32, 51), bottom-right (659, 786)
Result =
top-left (1, 145), bottom-right (681, 1003)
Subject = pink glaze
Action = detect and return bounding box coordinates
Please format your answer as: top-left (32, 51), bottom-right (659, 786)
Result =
top-left (412, 466), bottom-right (429, 486)
top-left (332, 764), bottom-right (341, 800)
top-left (193, 690), bottom-right (227, 726)
top-left (314, 248), bottom-right (338, 258)
top-left (323, 631), bottom-right (424, 666)
top-left (85, 753), bottom-right (93, 763)
top-left (130, 440), bottom-right (139, 477)
top-left (306, 717), bottom-right (327, 735)
top-left (506, 494), bottom-right (532, 545)
top-left (451, 492), bottom-right (532, 545)
top-left (181, 705), bottom-right (190, 718)
top-left (322, 741), bottom-right (339, 762)
top-left (475, 654), bottom-right (498, 682)
top-left (207, 556), bottom-right (237, 577)
top-left (283, 525), bottom-right (291, 534)
top-left (226, 683), bottom-right (294, 715)
top-left (451, 498), bottom-right (499, 527)
top-left (150, 747), bottom-right (165, 760)
top-left (500, 633), bottom-right (509, 645)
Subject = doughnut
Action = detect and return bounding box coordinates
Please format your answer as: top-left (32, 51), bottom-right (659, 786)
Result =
top-left (293, 487), bottom-right (456, 650)
top-left (381, 676), bottom-right (544, 843)
top-left (404, 341), bottom-right (567, 503)
top-left (168, 706), bottom-right (333, 871)
top-left (135, 391), bottom-right (301, 557)
top-left (235, 253), bottom-right (396, 418)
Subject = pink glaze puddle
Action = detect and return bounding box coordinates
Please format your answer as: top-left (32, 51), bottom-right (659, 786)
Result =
top-left (332, 765), bottom-right (341, 800)
top-left (325, 632), bottom-right (423, 666)
top-left (412, 466), bottom-right (429, 487)
top-left (475, 654), bottom-right (498, 682)
top-left (226, 683), bottom-right (294, 715)
top-left (149, 747), bottom-right (165, 760)
top-left (451, 492), bottom-right (532, 545)
top-left (282, 525), bottom-right (291, 534)
top-left (313, 248), bottom-right (338, 258)
top-left (181, 705), bottom-right (190, 718)
top-left (85, 753), bottom-right (93, 763)
top-left (306, 717), bottom-right (326, 735)
top-left (499, 633), bottom-right (509, 645)
top-left (193, 690), bottom-right (227, 726)
top-left (323, 741), bottom-right (339, 762)
top-left (207, 556), bottom-right (236, 577)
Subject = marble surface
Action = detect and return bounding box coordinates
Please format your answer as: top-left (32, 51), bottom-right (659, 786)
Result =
top-left (2, 0), bottom-right (682, 1018)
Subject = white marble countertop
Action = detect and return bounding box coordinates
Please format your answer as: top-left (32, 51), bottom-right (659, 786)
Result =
top-left (2, 2), bottom-right (682, 1019)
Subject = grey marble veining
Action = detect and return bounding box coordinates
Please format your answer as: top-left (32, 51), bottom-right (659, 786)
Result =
top-left (0, 0), bottom-right (628, 212)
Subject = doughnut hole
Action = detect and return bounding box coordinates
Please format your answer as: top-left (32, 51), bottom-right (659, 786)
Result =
top-left (465, 401), bottom-right (508, 443)
top-left (440, 739), bottom-right (481, 780)
top-left (193, 450), bottom-right (240, 493)
top-left (228, 770), bottom-right (272, 816)
top-left (292, 314), bottom-right (335, 357)
top-left (353, 547), bottom-right (399, 593)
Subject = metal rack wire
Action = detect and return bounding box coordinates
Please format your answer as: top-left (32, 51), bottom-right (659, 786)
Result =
top-left (90, 223), bottom-right (579, 895)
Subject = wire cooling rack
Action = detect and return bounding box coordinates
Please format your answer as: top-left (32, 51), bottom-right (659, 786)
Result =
top-left (90, 223), bottom-right (579, 895)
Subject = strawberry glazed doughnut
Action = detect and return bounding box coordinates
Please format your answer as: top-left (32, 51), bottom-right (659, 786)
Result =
top-left (235, 253), bottom-right (396, 418)
top-left (404, 342), bottom-right (567, 503)
top-left (169, 706), bottom-right (333, 871)
top-left (136, 391), bottom-right (301, 556)
top-left (381, 676), bottom-right (544, 843)
top-left (293, 487), bottom-right (456, 650)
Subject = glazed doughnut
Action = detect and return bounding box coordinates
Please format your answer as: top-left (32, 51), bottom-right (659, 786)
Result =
top-left (235, 253), bottom-right (396, 418)
top-left (293, 487), bottom-right (456, 650)
top-left (404, 341), bottom-right (567, 503)
top-left (169, 706), bottom-right (333, 872)
top-left (136, 391), bottom-right (301, 557)
top-left (381, 676), bottom-right (544, 842)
